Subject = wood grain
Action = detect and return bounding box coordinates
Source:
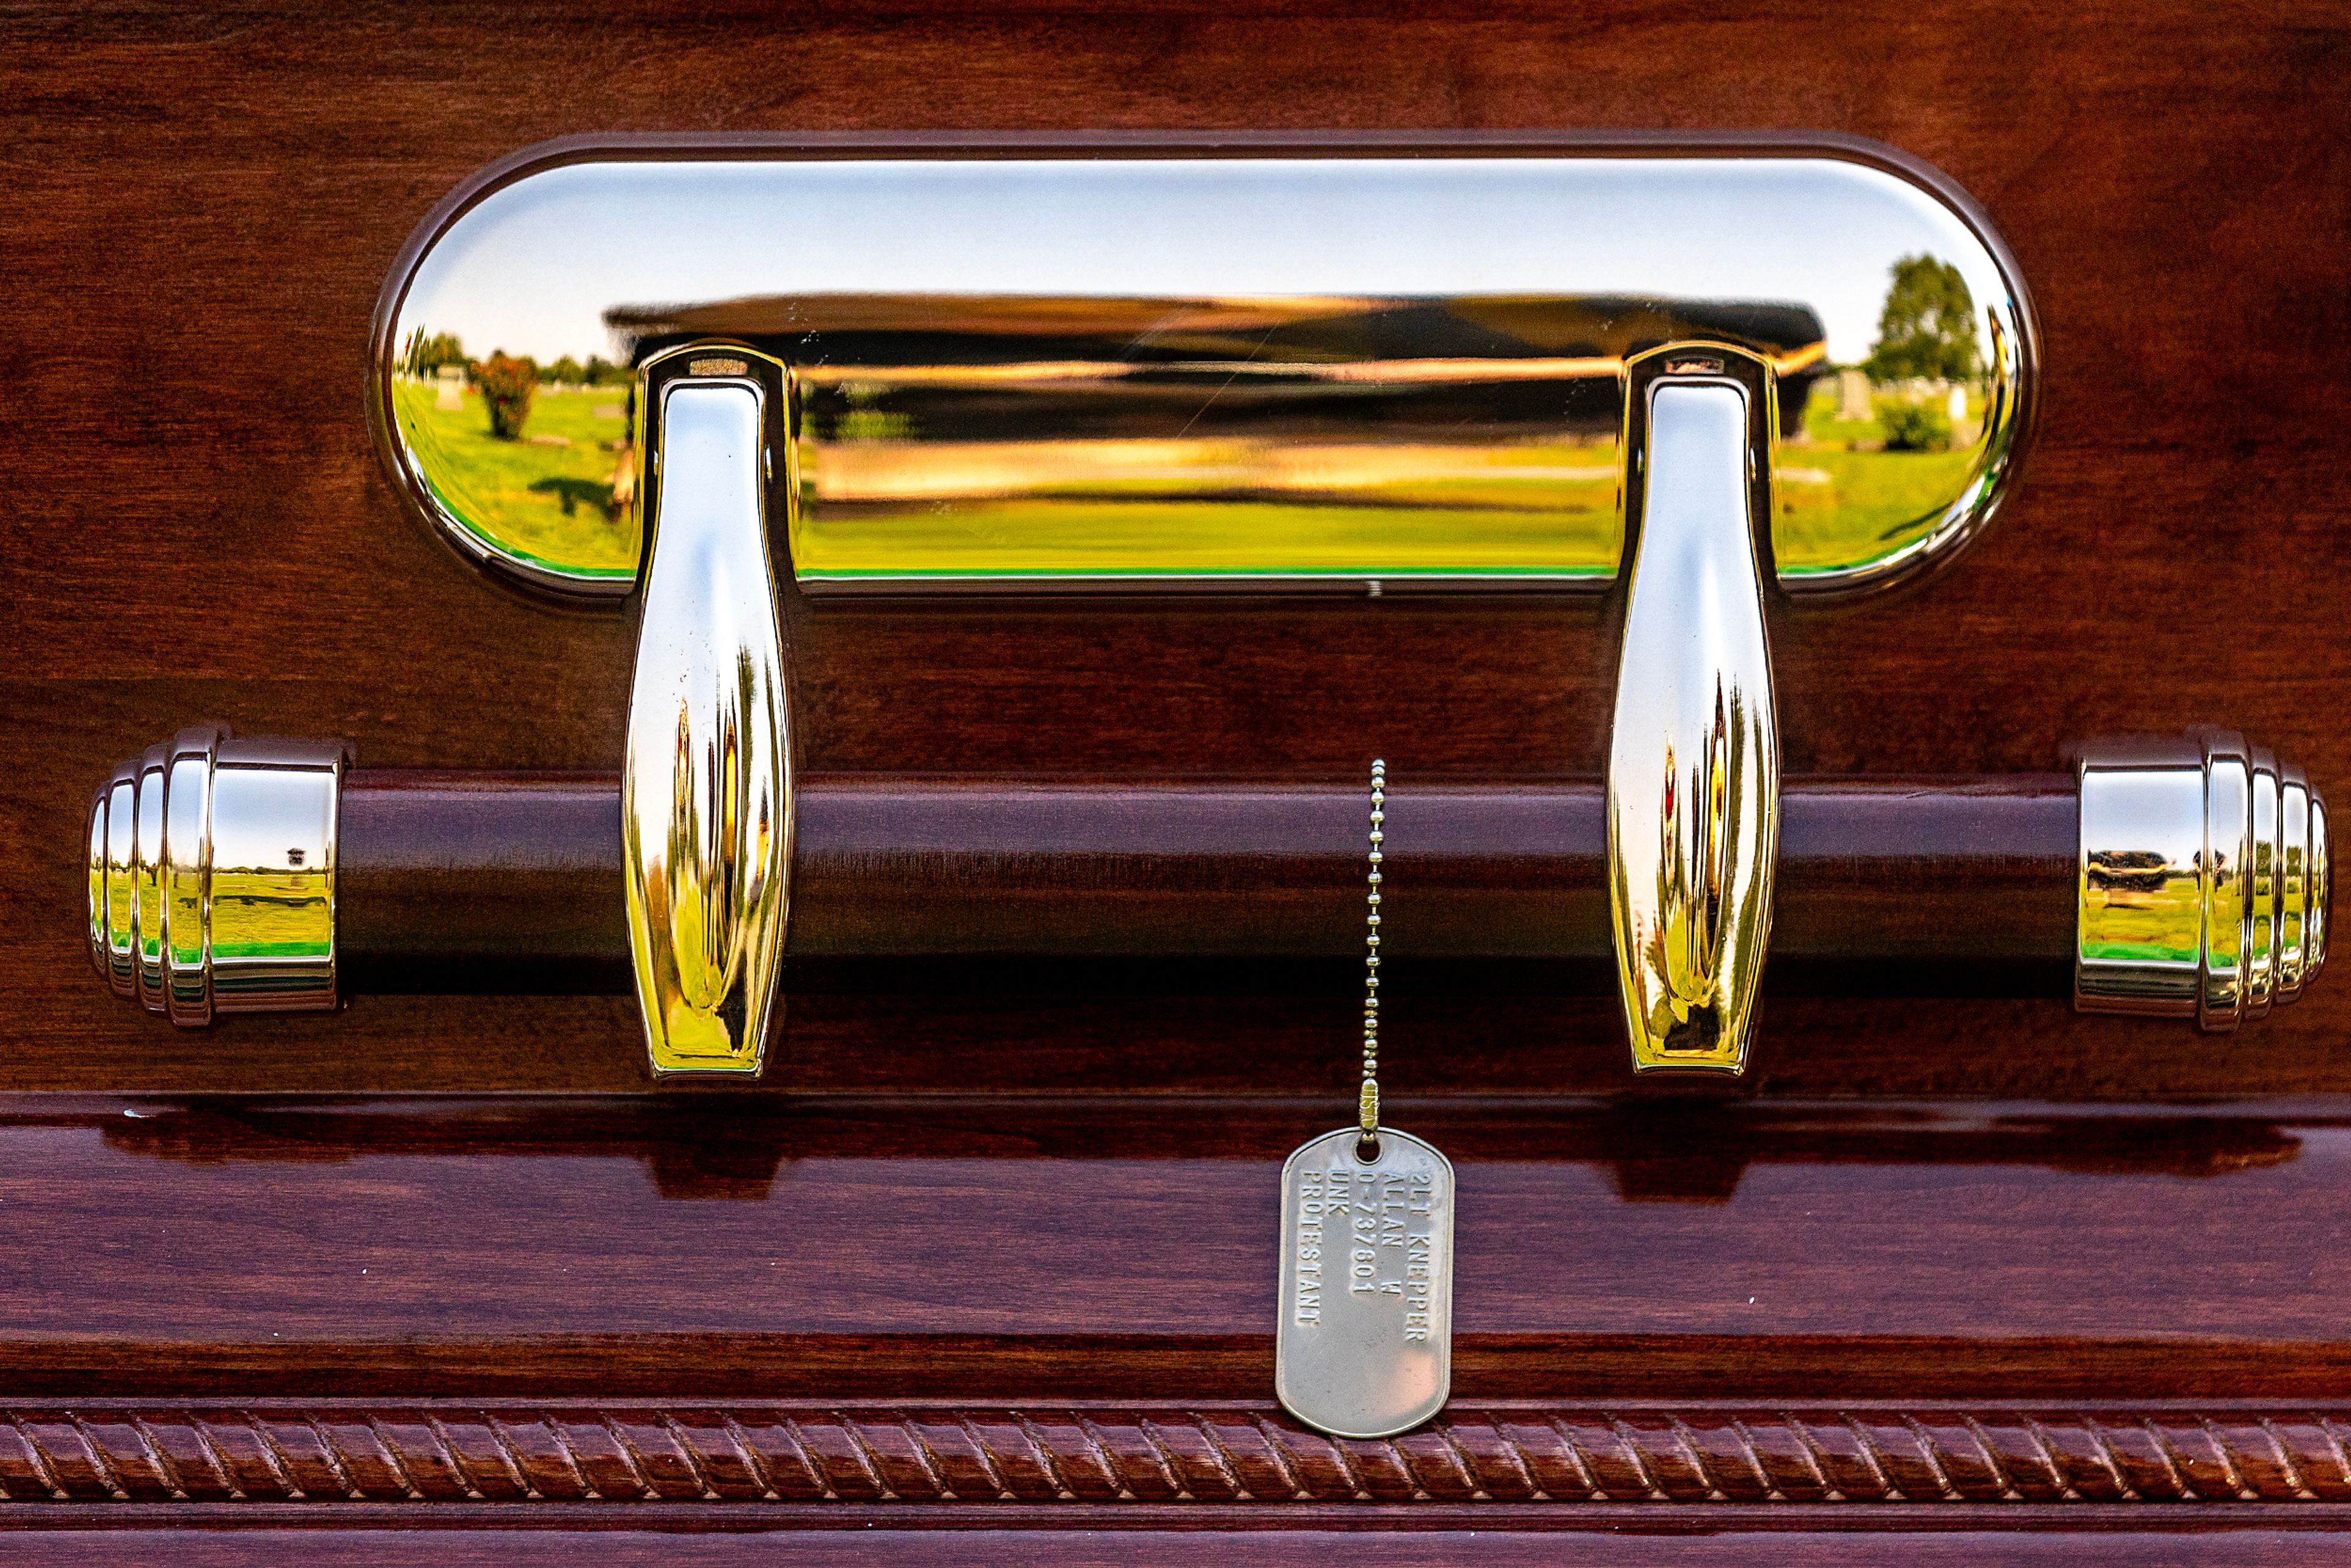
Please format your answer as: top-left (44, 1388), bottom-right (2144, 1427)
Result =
top-left (6, 0), bottom-right (2351, 1547)
top-left (4, 3), bottom-right (2349, 1097)
top-left (6, 1523), bottom-right (2351, 1568)
top-left (0, 1093), bottom-right (2342, 1401)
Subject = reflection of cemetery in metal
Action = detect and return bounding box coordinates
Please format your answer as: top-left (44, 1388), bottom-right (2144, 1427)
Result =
top-left (389, 377), bottom-right (639, 579)
top-left (602, 291), bottom-right (1848, 586)
top-left (375, 151), bottom-right (2033, 595)
top-left (768, 330), bottom-right (1740, 585)
top-left (392, 335), bottom-right (2001, 588)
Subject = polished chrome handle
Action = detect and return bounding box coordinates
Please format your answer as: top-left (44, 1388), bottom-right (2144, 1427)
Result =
top-left (621, 345), bottom-right (794, 1076)
top-left (1607, 346), bottom-right (1780, 1075)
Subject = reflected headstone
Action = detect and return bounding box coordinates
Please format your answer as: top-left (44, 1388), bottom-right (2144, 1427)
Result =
top-left (435, 365), bottom-right (465, 411)
top-left (1839, 368), bottom-right (1872, 422)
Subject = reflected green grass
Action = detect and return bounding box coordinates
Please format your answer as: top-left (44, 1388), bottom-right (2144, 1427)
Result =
top-left (392, 381), bottom-right (636, 576)
top-left (397, 376), bottom-right (1985, 585)
top-left (796, 492), bottom-right (1625, 579)
top-left (2082, 903), bottom-right (2204, 966)
top-left (1776, 445), bottom-right (1980, 574)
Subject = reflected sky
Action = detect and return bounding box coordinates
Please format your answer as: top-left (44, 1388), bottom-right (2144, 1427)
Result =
top-left (403, 157), bottom-right (2011, 367)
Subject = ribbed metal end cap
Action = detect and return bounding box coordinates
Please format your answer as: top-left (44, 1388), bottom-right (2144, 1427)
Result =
top-left (2077, 732), bottom-right (2328, 1030)
top-left (86, 727), bottom-right (347, 1026)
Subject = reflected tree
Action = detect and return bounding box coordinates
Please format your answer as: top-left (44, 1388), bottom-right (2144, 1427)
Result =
top-left (403, 331), bottom-right (467, 378)
top-left (1864, 255), bottom-right (1981, 383)
top-left (476, 350), bottom-right (537, 439)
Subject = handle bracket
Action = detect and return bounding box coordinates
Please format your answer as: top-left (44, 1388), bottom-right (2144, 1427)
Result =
top-left (621, 345), bottom-right (795, 1076)
top-left (1606, 344), bottom-right (1781, 1074)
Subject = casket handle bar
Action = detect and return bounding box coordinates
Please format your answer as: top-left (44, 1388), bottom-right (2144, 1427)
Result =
top-left (76, 344), bottom-right (2331, 1073)
top-left (83, 726), bottom-right (2331, 1063)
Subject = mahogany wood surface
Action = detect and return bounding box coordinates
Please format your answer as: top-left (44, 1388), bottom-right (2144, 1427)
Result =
top-left (6, 1), bottom-right (2349, 1100)
top-left (336, 771), bottom-right (2078, 986)
top-left (4, 0), bottom-right (2350, 1547)
top-left (13, 1525), bottom-right (2351, 1567)
top-left (0, 1093), bottom-right (2344, 1401)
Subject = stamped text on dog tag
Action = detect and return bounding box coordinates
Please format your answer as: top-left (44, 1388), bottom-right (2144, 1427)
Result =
top-left (1275, 1125), bottom-right (1456, 1439)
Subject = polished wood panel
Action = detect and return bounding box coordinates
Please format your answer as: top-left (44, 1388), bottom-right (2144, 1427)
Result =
top-left (6, 0), bottom-right (2350, 1548)
top-left (7, 1523), bottom-right (2351, 1567)
top-left (2, 2), bottom-right (2349, 1098)
top-left (0, 1093), bottom-right (2342, 1400)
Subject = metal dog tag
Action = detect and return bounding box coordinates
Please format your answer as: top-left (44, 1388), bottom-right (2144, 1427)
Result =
top-left (1275, 1126), bottom-right (1455, 1439)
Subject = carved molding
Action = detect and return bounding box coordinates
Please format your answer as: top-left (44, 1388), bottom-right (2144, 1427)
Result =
top-left (0, 1404), bottom-right (2346, 1504)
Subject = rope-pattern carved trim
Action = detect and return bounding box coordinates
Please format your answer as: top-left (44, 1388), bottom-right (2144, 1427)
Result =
top-left (0, 1406), bottom-right (2347, 1503)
